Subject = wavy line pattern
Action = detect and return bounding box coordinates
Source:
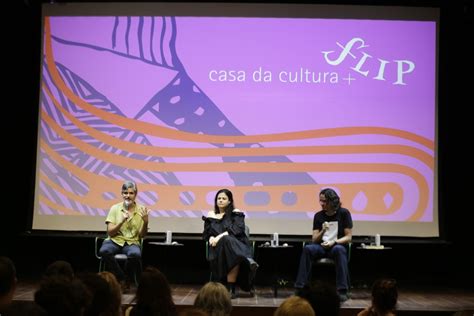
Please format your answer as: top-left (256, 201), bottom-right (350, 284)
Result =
top-left (35, 16), bottom-right (435, 225)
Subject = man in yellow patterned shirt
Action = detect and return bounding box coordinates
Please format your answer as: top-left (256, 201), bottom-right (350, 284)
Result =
top-left (99, 180), bottom-right (150, 288)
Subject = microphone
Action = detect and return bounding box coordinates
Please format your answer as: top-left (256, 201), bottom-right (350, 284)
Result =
top-left (123, 200), bottom-right (132, 211)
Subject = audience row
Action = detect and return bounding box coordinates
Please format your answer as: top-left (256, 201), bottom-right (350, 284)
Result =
top-left (1, 255), bottom-right (401, 316)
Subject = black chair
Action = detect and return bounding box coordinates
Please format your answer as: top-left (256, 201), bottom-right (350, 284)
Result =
top-left (94, 236), bottom-right (144, 286)
top-left (304, 241), bottom-right (352, 291)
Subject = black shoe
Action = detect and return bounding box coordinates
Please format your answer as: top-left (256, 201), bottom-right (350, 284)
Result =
top-left (294, 287), bottom-right (304, 296)
top-left (338, 291), bottom-right (349, 302)
top-left (227, 283), bottom-right (237, 299)
top-left (248, 259), bottom-right (258, 282)
top-left (250, 260), bottom-right (259, 272)
top-left (120, 280), bottom-right (131, 294)
top-left (248, 258), bottom-right (259, 275)
top-left (249, 287), bottom-right (255, 298)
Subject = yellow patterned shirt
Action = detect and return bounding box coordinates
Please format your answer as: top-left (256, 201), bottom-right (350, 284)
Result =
top-left (105, 202), bottom-right (145, 246)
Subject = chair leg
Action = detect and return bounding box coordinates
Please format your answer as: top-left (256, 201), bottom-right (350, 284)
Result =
top-left (347, 270), bottom-right (351, 297)
top-left (133, 259), bottom-right (143, 287)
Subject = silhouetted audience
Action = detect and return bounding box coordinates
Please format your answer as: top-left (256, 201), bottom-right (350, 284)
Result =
top-left (99, 271), bottom-right (123, 316)
top-left (35, 276), bottom-right (90, 316)
top-left (297, 280), bottom-right (340, 316)
top-left (43, 260), bottom-right (74, 281)
top-left (0, 256), bottom-right (17, 313)
top-left (274, 296), bottom-right (315, 316)
top-left (194, 282), bottom-right (232, 316)
top-left (2, 301), bottom-right (47, 316)
top-left (451, 311), bottom-right (474, 316)
top-left (178, 307), bottom-right (209, 316)
top-left (357, 278), bottom-right (398, 316)
top-left (79, 272), bottom-right (117, 316)
top-left (125, 266), bottom-right (177, 316)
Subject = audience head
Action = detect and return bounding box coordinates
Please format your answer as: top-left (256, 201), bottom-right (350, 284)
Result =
top-left (44, 260), bottom-right (74, 281)
top-left (194, 282), bottom-right (232, 316)
top-left (35, 276), bottom-right (90, 316)
top-left (98, 271), bottom-right (122, 316)
top-left (79, 272), bottom-right (116, 316)
top-left (371, 278), bottom-right (398, 314)
top-left (274, 296), bottom-right (315, 316)
top-left (297, 281), bottom-right (340, 316)
top-left (132, 266), bottom-right (176, 316)
top-left (178, 307), bottom-right (209, 316)
top-left (0, 256), bottom-right (17, 310)
top-left (2, 301), bottom-right (47, 316)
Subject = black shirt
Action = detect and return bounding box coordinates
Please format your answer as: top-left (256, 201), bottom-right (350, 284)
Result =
top-left (312, 207), bottom-right (353, 240)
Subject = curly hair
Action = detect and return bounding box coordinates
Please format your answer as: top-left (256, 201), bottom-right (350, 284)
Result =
top-left (320, 188), bottom-right (341, 210)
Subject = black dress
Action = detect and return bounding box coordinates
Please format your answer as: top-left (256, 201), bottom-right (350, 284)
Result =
top-left (202, 210), bottom-right (255, 291)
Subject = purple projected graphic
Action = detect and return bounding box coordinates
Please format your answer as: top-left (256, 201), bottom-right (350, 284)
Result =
top-left (35, 14), bottom-right (436, 235)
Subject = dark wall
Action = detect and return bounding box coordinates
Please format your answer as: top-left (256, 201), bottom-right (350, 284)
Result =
top-left (2, 0), bottom-right (473, 288)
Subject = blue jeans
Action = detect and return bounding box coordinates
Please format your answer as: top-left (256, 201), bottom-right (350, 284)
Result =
top-left (295, 243), bottom-right (349, 292)
top-left (99, 239), bottom-right (141, 282)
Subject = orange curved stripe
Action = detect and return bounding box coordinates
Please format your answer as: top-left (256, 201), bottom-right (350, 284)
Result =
top-left (42, 107), bottom-right (434, 175)
top-left (39, 178), bottom-right (402, 216)
top-left (39, 194), bottom-right (86, 216)
top-left (40, 171), bottom-right (110, 210)
top-left (41, 17), bottom-right (431, 221)
top-left (42, 84), bottom-right (434, 170)
top-left (44, 17), bottom-right (434, 150)
top-left (40, 139), bottom-right (429, 220)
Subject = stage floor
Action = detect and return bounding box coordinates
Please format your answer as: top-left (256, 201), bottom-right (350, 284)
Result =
top-left (12, 281), bottom-right (474, 314)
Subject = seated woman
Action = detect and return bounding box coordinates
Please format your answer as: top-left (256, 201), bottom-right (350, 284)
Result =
top-left (202, 189), bottom-right (258, 298)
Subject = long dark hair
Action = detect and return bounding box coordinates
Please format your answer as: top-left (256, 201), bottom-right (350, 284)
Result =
top-left (371, 278), bottom-right (398, 314)
top-left (320, 188), bottom-right (341, 210)
top-left (132, 267), bottom-right (176, 316)
top-left (213, 189), bottom-right (235, 215)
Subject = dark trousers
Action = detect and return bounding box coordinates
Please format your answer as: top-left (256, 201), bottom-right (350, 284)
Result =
top-left (295, 243), bottom-right (348, 292)
top-left (99, 239), bottom-right (141, 282)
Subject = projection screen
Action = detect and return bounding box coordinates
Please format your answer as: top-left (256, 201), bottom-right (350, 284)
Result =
top-left (33, 3), bottom-right (439, 236)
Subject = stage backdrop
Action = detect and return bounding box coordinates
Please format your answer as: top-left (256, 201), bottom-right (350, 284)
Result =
top-left (34, 3), bottom-right (439, 237)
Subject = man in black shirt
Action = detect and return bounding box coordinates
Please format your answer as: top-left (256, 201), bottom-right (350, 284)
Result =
top-left (295, 188), bottom-right (353, 302)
